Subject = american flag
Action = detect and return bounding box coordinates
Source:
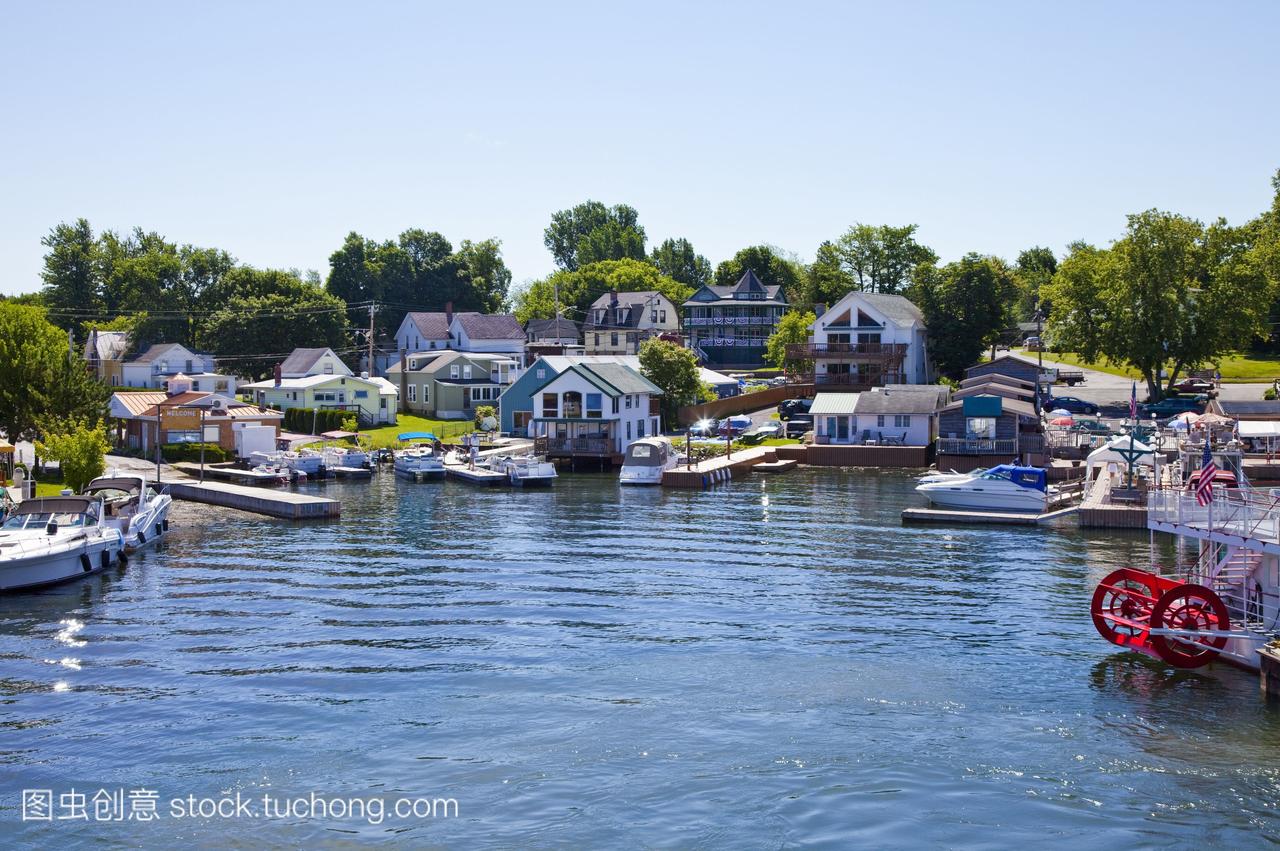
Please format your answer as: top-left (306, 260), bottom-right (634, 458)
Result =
top-left (1196, 440), bottom-right (1217, 506)
top-left (1129, 381), bottom-right (1138, 421)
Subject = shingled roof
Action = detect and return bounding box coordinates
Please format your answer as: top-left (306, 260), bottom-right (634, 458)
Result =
top-left (453, 312), bottom-right (524, 340)
top-left (404, 312), bottom-right (452, 340)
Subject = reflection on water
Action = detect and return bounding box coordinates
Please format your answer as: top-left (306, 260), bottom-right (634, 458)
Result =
top-left (1, 468), bottom-right (1278, 847)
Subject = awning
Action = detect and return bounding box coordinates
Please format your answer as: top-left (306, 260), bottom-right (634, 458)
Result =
top-left (1238, 421), bottom-right (1280, 438)
top-left (0, 439), bottom-right (13, 455)
top-left (398, 432), bottom-right (438, 441)
top-left (321, 430), bottom-right (357, 439)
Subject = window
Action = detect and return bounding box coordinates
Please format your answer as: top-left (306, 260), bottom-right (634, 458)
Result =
top-left (594, 333), bottom-right (600, 346)
top-left (612, 397), bottom-right (619, 414)
top-left (422, 385), bottom-right (430, 403)
top-left (877, 415), bottom-right (885, 428)
top-left (610, 332), bottom-right (619, 347)
top-left (323, 363), bottom-right (334, 374)
top-left (967, 417), bottom-right (997, 439)
top-left (407, 384), bottom-right (417, 403)
top-left (894, 415), bottom-right (911, 428)
top-left (542, 392), bottom-right (558, 417)
top-left (625, 395), bottom-right (632, 409)
top-left (450, 365), bottom-right (460, 378)
top-left (381, 398), bottom-right (387, 409)
top-left (354, 390), bottom-right (368, 399)
top-left (626, 421), bottom-right (631, 440)
top-left (586, 393), bottom-right (603, 418)
top-left (660, 310), bottom-right (667, 323)
top-left (637, 419), bottom-right (646, 438)
top-left (536, 369), bottom-right (546, 379)
top-left (463, 365), bottom-right (472, 379)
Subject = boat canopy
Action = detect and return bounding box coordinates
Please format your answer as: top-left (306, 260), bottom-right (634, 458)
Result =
top-left (85, 477), bottom-right (143, 495)
top-left (398, 432), bottom-right (439, 441)
top-left (13, 496), bottom-right (99, 516)
top-left (625, 440), bottom-right (669, 466)
top-left (983, 465), bottom-right (1047, 491)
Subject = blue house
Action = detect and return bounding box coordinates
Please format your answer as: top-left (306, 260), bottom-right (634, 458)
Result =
top-left (500, 355), bottom-right (651, 435)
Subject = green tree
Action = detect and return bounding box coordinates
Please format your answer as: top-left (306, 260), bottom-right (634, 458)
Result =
top-left (916, 254), bottom-right (1016, 379)
top-left (40, 218), bottom-right (103, 330)
top-left (650, 237), bottom-right (712, 288)
top-left (1014, 246), bottom-right (1059, 320)
top-left (638, 337), bottom-right (709, 425)
top-left (804, 240), bottom-right (854, 306)
top-left (44, 347), bottom-right (110, 429)
top-left (825, 224), bottom-right (938, 295)
top-left (764, 309), bottom-right (817, 371)
top-left (712, 245), bottom-right (803, 301)
top-left (513, 259), bottom-right (692, 323)
top-left (544, 201), bottom-right (645, 271)
top-left (202, 275), bottom-right (350, 378)
top-left (1042, 209), bottom-right (1274, 399)
top-left (0, 303), bottom-right (72, 443)
top-left (451, 238), bottom-right (512, 313)
top-left (35, 420), bottom-right (110, 493)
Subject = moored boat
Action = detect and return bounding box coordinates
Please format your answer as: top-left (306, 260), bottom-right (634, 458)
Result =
top-left (619, 437), bottom-right (680, 485)
top-left (494, 454), bottom-right (557, 487)
top-left (84, 474), bottom-right (172, 552)
top-left (394, 432), bottom-right (446, 481)
top-left (0, 496), bottom-right (125, 592)
top-left (915, 464), bottom-right (1051, 512)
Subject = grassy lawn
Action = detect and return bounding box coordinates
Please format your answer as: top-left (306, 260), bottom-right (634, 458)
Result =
top-left (3, 479), bottom-right (66, 498)
top-left (354, 414), bottom-right (477, 449)
top-left (1015, 348), bottom-right (1280, 384)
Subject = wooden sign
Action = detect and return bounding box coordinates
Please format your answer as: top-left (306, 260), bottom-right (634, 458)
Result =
top-left (161, 409), bottom-right (202, 430)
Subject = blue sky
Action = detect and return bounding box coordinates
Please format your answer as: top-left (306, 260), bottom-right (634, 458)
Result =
top-left (2, 1), bottom-right (1277, 297)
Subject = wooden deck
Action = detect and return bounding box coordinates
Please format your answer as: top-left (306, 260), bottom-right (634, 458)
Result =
top-left (166, 480), bottom-right (339, 520)
top-left (662, 446), bottom-right (775, 488)
top-left (173, 463), bottom-right (289, 486)
top-left (805, 444), bottom-right (930, 467)
top-left (1077, 477), bottom-right (1149, 529)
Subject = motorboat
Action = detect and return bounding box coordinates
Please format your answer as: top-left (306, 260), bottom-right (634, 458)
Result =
top-left (915, 464), bottom-right (1052, 512)
top-left (323, 447), bottom-right (370, 470)
top-left (916, 467), bottom-right (986, 485)
top-left (83, 474), bottom-right (172, 552)
top-left (394, 433), bottom-right (446, 481)
top-left (250, 463), bottom-right (294, 485)
top-left (0, 496), bottom-right (125, 592)
top-left (619, 437), bottom-right (680, 485)
top-left (493, 454), bottom-right (557, 487)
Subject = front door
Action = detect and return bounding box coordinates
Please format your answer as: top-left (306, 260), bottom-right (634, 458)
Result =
top-left (836, 416), bottom-right (849, 442)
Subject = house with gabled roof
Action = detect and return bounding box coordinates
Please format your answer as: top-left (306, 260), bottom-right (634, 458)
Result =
top-left (119, 342), bottom-right (237, 394)
top-left (527, 362), bottom-right (663, 463)
top-left (83, 330), bottom-right (131, 386)
top-left (800, 291), bottom-right (930, 389)
top-left (391, 302), bottom-right (529, 368)
top-left (683, 269), bottom-right (788, 369)
top-left (279, 347), bottom-right (352, 379)
top-left (108, 374), bottom-right (283, 456)
top-left (581, 290), bottom-right (680, 355)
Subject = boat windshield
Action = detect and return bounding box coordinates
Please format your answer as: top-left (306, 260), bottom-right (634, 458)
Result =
top-left (3, 511), bottom-right (87, 530)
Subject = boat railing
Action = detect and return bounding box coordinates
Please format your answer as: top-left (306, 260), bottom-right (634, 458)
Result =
top-left (1148, 487), bottom-right (1280, 545)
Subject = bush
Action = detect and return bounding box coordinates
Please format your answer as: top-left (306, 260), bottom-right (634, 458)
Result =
top-left (1266, 387), bottom-right (1277, 401)
top-left (35, 421), bottom-right (110, 493)
top-left (282, 408), bottom-right (351, 434)
top-left (160, 442), bottom-right (230, 463)
top-left (474, 405), bottom-right (497, 431)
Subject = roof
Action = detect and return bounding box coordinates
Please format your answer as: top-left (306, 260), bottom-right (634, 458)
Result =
top-left (526, 317), bottom-right (580, 339)
top-left (967, 353), bottom-right (1043, 373)
top-left (126, 342), bottom-right (210, 365)
top-left (1214, 400), bottom-right (1280, 417)
top-left (530, 361), bottom-right (663, 397)
top-left (953, 383), bottom-right (1034, 401)
top-left (684, 274), bottom-right (788, 307)
top-left (403, 312), bottom-right (451, 340)
top-left (853, 385), bottom-right (949, 414)
top-left (387, 350), bottom-right (507, 374)
top-left (587, 290), bottom-right (671, 310)
top-left (942, 395), bottom-right (1038, 418)
top-left (959, 373), bottom-right (1034, 389)
top-left (85, 330), bottom-right (130, 361)
top-left (698, 367), bottom-right (737, 387)
top-left (241, 374), bottom-right (380, 390)
top-left (454, 312), bottom-right (524, 340)
top-left (111, 391), bottom-right (168, 416)
top-left (810, 393), bottom-right (859, 416)
top-left (857, 293), bottom-right (925, 326)
top-left (279, 347), bottom-right (344, 377)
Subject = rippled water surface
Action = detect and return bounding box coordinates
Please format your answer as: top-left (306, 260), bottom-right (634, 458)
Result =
top-left (3, 469), bottom-right (1279, 847)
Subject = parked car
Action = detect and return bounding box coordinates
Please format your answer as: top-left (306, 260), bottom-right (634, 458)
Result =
top-left (1047, 396), bottom-right (1099, 416)
top-left (688, 418), bottom-right (719, 438)
top-left (1172, 377), bottom-right (1214, 394)
top-left (718, 415), bottom-right (753, 437)
top-left (754, 421), bottom-right (784, 439)
top-left (785, 417), bottom-right (813, 439)
top-left (1025, 336), bottom-right (1044, 351)
top-left (1069, 418), bottom-right (1114, 436)
top-left (1140, 394), bottom-right (1209, 420)
top-left (777, 398), bottom-right (813, 421)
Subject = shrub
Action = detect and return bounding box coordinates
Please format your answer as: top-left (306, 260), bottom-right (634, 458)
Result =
top-left (1265, 387), bottom-right (1277, 401)
top-left (35, 421), bottom-right (110, 493)
top-left (160, 443), bottom-right (230, 463)
top-left (474, 405), bottom-right (497, 431)
top-left (282, 408), bottom-right (350, 434)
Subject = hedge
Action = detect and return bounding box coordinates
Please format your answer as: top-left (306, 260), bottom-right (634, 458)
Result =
top-left (160, 443), bottom-right (230, 463)
top-left (282, 408), bottom-right (352, 433)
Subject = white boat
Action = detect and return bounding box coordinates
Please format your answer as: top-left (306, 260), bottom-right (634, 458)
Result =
top-left (0, 496), bottom-right (125, 592)
top-left (84, 474), bottom-right (172, 552)
top-left (916, 467), bottom-right (986, 485)
top-left (323, 447), bottom-right (370, 470)
top-left (394, 445), bottom-right (446, 481)
top-left (915, 464), bottom-right (1051, 512)
top-left (619, 437), bottom-right (680, 485)
top-left (494, 454), bottom-right (557, 487)
top-left (250, 449), bottom-right (325, 477)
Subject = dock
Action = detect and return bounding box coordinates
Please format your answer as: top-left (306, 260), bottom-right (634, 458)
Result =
top-left (902, 504), bottom-right (1079, 525)
top-left (443, 463), bottom-right (507, 485)
top-left (662, 446), bottom-right (776, 488)
top-left (166, 480), bottom-right (340, 520)
top-left (173, 462), bottom-right (289, 486)
top-left (752, 459), bottom-right (798, 474)
top-left (1077, 477), bottom-right (1149, 529)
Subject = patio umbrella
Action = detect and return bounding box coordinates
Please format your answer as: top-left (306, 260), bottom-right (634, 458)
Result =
top-left (1194, 412), bottom-right (1233, 427)
top-left (1049, 416), bottom-right (1074, 427)
top-left (1169, 418), bottom-right (1190, 431)
top-left (1048, 408), bottom-right (1072, 417)
top-left (1169, 411), bottom-right (1198, 425)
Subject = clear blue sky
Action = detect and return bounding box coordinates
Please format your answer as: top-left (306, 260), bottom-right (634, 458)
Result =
top-left (2, 1), bottom-right (1277, 297)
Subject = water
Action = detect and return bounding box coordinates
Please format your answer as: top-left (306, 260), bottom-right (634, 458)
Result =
top-left (3, 469), bottom-right (1279, 847)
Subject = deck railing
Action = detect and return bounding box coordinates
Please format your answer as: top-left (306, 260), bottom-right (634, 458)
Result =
top-left (786, 342), bottom-right (908, 360)
top-left (1148, 487), bottom-right (1280, 545)
top-left (937, 437), bottom-right (1018, 455)
top-left (546, 437), bottom-right (613, 455)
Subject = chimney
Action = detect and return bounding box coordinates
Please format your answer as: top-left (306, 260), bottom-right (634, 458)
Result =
top-left (274, 363), bottom-right (282, 387)
top-left (445, 301), bottom-right (453, 325)
top-left (609, 289), bottom-right (618, 306)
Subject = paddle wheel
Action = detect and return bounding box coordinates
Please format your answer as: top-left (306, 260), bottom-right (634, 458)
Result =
top-left (1091, 568), bottom-right (1231, 668)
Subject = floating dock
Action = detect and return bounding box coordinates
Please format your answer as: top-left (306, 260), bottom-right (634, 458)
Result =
top-left (752, 459), bottom-right (798, 474)
top-left (1077, 477), bottom-right (1148, 529)
top-left (166, 480), bottom-right (339, 520)
top-left (902, 504), bottom-right (1079, 526)
top-left (443, 463), bottom-right (507, 485)
top-left (662, 446), bottom-right (775, 488)
top-left (173, 463), bottom-right (289, 486)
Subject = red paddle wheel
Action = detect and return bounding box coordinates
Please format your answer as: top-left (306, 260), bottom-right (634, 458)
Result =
top-left (1090, 568), bottom-right (1231, 668)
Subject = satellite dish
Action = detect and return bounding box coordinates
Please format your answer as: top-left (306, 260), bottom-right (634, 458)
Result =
top-left (481, 415), bottom-right (498, 432)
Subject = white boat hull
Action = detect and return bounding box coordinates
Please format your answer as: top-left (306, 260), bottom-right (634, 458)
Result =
top-left (915, 483), bottom-right (1047, 513)
top-left (394, 461), bottom-right (445, 480)
top-left (0, 532), bottom-right (124, 592)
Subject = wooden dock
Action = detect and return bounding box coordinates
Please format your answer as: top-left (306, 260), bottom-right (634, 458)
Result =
top-left (1077, 477), bottom-right (1149, 529)
top-left (166, 480), bottom-right (339, 520)
top-left (443, 463), bottom-right (507, 485)
top-left (173, 463), bottom-right (288, 486)
top-left (662, 446), bottom-right (774, 488)
top-left (902, 505), bottom-right (1079, 526)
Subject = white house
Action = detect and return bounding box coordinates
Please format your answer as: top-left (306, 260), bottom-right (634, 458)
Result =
top-left (805, 292), bottom-right (930, 387)
top-left (278, 347), bottom-right (352, 379)
top-left (581, 290), bottom-right (681, 355)
top-left (811, 386), bottom-right (949, 446)
top-left (528, 362), bottom-right (663, 461)
top-left (120, 343), bottom-right (237, 393)
top-left (240, 373), bottom-right (397, 426)
top-left (392, 305), bottom-right (527, 367)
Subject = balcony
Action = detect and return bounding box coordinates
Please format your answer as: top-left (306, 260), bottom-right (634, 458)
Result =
top-left (937, 438), bottom-right (1018, 455)
top-left (786, 342), bottom-right (908, 361)
top-left (784, 373), bottom-right (887, 390)
top-left (539, 437), bottom-right (614, 457)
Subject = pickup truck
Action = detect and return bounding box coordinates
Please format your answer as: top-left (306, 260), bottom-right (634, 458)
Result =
top-left (1055, 369), bottom-right (1086, 387)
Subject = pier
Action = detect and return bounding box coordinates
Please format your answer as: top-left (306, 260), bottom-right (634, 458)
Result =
top-left (443, 463), bottom-right (508, 485)
top-left (1077, 477), bottom-right (1149, 529)
top-left (662, 446), bottom-right (776, 488)
top-left (173, 462), bottom-right (291, 486)
top-left (166, 480), bottom-right (340, 520)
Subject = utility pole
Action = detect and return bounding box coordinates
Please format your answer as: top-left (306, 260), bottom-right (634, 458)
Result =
top-left (367, 303), bottom-right (376, 375)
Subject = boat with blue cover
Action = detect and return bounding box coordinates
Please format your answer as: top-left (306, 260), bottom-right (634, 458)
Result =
top-left (914, 464), bottom-right (1051, 512)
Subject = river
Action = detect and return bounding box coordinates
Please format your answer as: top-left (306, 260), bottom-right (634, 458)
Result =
top-left (3, 468), bottom-right (1278, 847)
